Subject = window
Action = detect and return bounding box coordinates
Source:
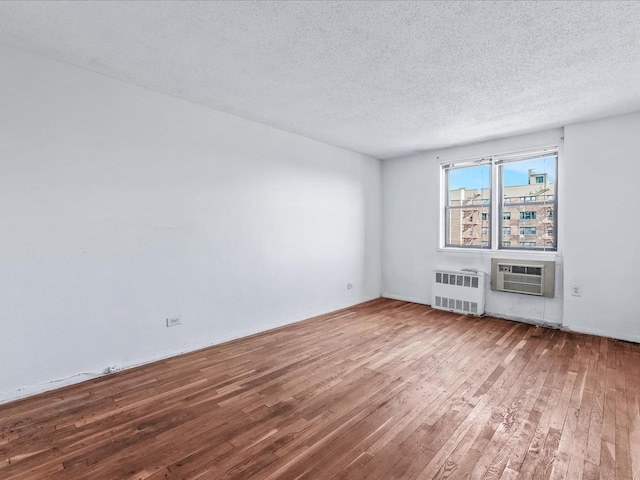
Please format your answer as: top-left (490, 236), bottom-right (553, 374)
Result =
top-left (443, 163), bottom-right (491, 248)
top-left (442, 147), bottom-right (557, 251)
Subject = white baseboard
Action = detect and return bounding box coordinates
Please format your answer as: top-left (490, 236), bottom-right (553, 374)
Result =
top-left (562, 324), bottom-right (640, 344)
top-left (7, 295), bottom-right (634, 405)
top-left (0, 295), bottom-right (381, 405)
top-left (381, 293), bottom-right (430, 305)
top-left (485, 311), bottom-right (562, 329)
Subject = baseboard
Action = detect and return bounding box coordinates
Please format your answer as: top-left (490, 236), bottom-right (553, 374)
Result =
top-left (484, 311), bottom-right (562, 329)
top-left (381, 293), bottom-right (430, 305)
top-left (562, 324), bottom-right (640, 344)
top-left (0, 295), bottom-right (381, 405)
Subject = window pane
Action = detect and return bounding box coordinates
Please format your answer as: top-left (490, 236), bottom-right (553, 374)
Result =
top-left (446, 164), bottom-right (491, 248)
top-left (500, 155), bottom-right (556, 250)
top-left (447, 165), bottom-right (491, 207)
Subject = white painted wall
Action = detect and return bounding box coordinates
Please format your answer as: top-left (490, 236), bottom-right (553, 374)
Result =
top-left (563, 112), bottom-right (640, 343)
top-left (0, 45), bottom-right (382, 403)
top-left (383, 113), bottom-right (640, 343)
top-left (382, 129), bottom-right (565, 325)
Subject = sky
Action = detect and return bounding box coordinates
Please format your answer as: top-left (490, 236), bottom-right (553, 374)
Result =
top-left (449, 157), bottom-right (556, 190)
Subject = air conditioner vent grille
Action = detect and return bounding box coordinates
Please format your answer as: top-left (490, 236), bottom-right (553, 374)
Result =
top-left (503, 282), bottom-right (542, 294)
top-left (512, 265), bottom-right (542, 275)
top-left (503, 273), bottom-right (542, 285)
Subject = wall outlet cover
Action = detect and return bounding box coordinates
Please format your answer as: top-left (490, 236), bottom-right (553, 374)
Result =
top-left (166, 317), bottom-right (181, 327)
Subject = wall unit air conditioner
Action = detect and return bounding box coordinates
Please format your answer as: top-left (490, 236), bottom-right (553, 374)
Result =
top-left (432, 270), bottom-right (485, 316)
top-left (491, 259), bottom-right (556, 297)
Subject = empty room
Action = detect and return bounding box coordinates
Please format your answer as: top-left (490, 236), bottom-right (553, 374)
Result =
top-left (1, 1), bottom-right (639, 479)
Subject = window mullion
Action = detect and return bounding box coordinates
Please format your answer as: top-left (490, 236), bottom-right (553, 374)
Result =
top-left (493, 159), bottom-right (501, 251)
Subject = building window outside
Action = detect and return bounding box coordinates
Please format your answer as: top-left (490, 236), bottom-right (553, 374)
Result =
top-left (442, 147), bottom-right (557, 251)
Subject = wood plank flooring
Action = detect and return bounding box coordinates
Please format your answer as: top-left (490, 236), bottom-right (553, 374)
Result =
top-left (1, 298), bottom-right (639, 479)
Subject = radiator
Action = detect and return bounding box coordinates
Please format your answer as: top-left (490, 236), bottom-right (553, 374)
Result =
top-left (432, 270), bottom-right (485, 316)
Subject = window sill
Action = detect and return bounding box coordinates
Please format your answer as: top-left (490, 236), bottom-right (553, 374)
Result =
top-left (437, 247), bottom-right (561, 260)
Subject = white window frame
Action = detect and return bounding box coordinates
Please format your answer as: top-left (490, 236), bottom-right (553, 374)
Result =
top-left (440, 145), bottom-right (559, 255)
top-left (441, 157), bottom-right (493, 250)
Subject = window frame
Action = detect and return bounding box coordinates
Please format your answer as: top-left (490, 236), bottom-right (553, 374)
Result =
top-left (442, 159), bottom-right (493, 249)
top-left (440, 145), bottom-right (559, 253)
top-left (498, 151), bottom-right (558, 252)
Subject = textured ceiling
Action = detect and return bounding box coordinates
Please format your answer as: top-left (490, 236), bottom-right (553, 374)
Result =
top-left (1, 1), bottom-right (639, 159)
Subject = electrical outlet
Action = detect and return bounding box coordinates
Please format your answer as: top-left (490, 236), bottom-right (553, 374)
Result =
top-left (347, 283), bottom-right (353, 290)
top-left (166, 317), bottom-right (181, 327)
top-left (104, 366), bottom-right (117, 374)
top-left (571, 285), bottom-right (581, 297)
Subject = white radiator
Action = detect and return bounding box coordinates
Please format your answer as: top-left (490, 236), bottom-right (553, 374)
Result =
top-left (432, 270), bottom-right (485, 316)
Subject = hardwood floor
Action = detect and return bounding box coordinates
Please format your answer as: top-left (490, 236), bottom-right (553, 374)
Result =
top-left (1, 298), bottom-right (639, 479)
